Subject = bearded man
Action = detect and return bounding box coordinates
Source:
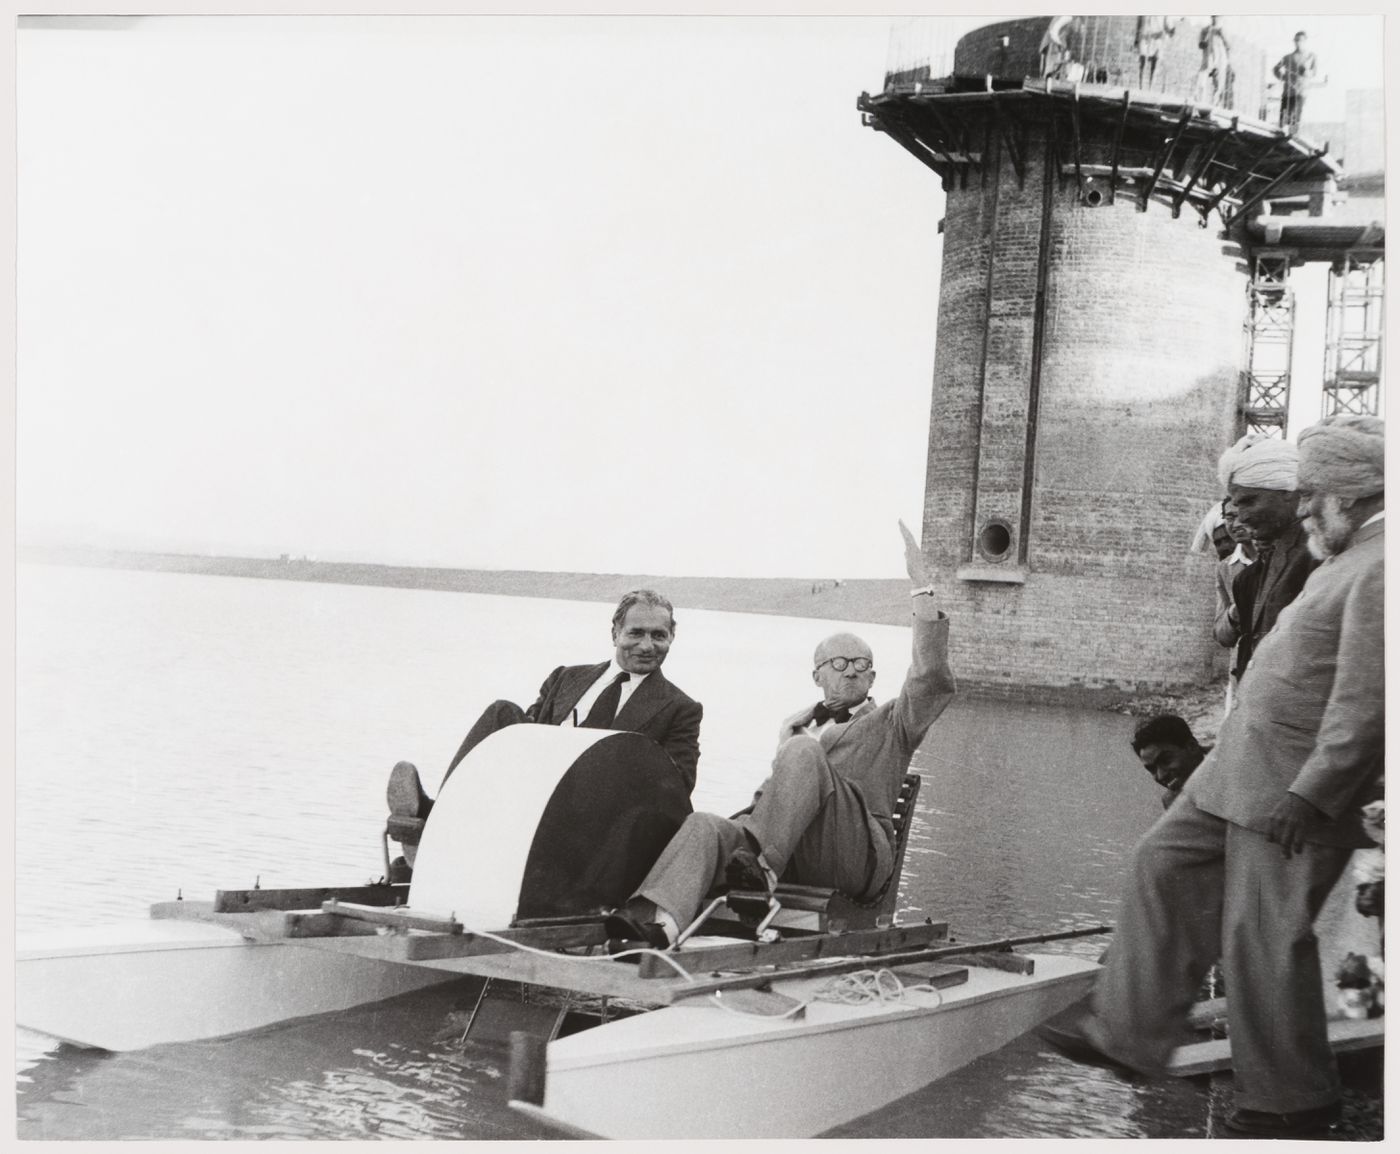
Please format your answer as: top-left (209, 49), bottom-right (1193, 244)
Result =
top-left (1041, 415), bottom-right (1385, 1140)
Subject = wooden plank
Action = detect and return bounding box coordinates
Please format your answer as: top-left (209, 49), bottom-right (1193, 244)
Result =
top-left (940, 951), bottom-right (1036, 975)
top-left (672, 952), bottom-right (964, 1001)
top-left (1187, 996), bottom-right (1227, 1030)
top-left (1060, 164), bottom-right (1157, 181)
top-left (280, 912), bottom-right (385, 938)
top-left (666, 925), bottom-right (1111, 1002)
top-left (709, 988), bottom-right (807, 1018)
top-left (148, 901), bottom-right (380, 940)
top-left (149, 900), bottom-right (286, 939)
top-left (412, 947), bottom-right (676, 1002)
top-left (1167, 1016), bottom-right (1383, 1078)
top-left (321, 899), bottom-right (462, 934)
top-left (889, 961), bottom-right (972, 989)
top-left (636, 920), bottom-right (949, 980)
top-left (405, 923), bottom-right (608, 961)
top-left (213, 883), bottom-right (408, 913)
top-left (1108, 89), bottom-right (1130, 200)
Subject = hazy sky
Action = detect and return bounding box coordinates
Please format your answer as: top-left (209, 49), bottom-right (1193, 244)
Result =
top-left (15, 12), bottom-right (1385, 578)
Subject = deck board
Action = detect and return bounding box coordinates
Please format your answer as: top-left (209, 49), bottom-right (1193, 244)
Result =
top-left (1167, 1016), bottom-right (1384, 1077)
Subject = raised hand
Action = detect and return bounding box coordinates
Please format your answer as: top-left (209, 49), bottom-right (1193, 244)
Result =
top-left (899, 519), bottom-right (929, 588)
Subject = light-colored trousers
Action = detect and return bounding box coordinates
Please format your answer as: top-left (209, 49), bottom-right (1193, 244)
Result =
top-left (634, 735), bottom-right (891, 930)
top-left (1087, 795), bottom-right (1350, 1113)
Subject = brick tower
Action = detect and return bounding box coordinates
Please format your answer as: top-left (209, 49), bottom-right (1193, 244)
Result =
top-left (860, 16), bottom-right (1340, 700)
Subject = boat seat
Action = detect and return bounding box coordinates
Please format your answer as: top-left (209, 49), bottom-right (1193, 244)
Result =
top-left (707, 772), bottom-right (923, 937)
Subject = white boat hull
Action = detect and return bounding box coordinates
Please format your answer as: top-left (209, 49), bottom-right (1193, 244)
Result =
top-left (16, 920), bottom-right (464, 1051)
top-left (539, 951), bottom-right (1100, 1138)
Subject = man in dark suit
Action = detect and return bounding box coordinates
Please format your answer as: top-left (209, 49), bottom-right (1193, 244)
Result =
top-left (1042, 416), bottom-right (1385, 1139)
top-left (605, 525), bottom-right (955, 950)
top-left (386, 589), bottom-right (702, 870)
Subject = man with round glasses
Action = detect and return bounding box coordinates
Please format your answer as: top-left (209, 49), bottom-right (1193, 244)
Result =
top-left (606, 525), bottom-right (956, 950)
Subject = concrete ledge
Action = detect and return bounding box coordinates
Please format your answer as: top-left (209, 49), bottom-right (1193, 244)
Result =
top-left (956, 564), bottom-right (1027, 584)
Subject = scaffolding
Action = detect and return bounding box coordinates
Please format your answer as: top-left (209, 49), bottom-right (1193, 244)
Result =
top-left (1323, 255), bottom-right (1385, 417)
top-left (1240, 251), bottom-right (1295, 436)
top-left (882, 16), bottom-right (1271, 124)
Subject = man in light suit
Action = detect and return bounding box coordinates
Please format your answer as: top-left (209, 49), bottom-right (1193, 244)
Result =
top-left (605, 525), bottom-right (955, 950)
top-left (386, 589), bottom-right (703, 870)
top-left (1042, 416), bottom-right (1384, 1140)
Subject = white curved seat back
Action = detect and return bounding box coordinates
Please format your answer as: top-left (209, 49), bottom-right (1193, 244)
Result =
top-left (409, 724), bottom-right (613, 925)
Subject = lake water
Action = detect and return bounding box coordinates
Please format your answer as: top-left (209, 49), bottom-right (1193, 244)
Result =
top-left (9, 563), bottom-right (1252, 1137)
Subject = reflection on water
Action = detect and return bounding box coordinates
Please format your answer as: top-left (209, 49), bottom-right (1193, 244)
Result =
top-left (17, 981), bottom-right (565, 1141)
top-left (14, 564), bottom-right (1220, 1138)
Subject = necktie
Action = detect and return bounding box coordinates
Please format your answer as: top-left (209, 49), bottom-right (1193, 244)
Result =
top-left (581, 671), bottom-right (631, 729)
top-left (812, 701), bottom-right (853, 726)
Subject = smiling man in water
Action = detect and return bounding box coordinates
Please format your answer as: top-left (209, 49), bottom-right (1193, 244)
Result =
top-left (1130, 714), bottom-right (1208, 810)
top-left (385, 589), bottom-right (703, 875)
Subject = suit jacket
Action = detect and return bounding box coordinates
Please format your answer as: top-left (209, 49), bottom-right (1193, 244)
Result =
top-left (808, 610), bottom-right (956, 829)
top-left (524, 663), bottom-right (703, 793)
top-left (1231, 519), bottom-right (1318, 677)
top-left (1187, 520), bottom-right (1383, 847)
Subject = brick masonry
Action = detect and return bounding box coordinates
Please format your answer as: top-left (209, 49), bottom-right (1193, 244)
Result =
top-left (923, 111), bottom-right (1247, 699)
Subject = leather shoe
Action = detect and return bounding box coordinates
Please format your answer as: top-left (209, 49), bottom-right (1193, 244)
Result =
top-left (1037, 1019), bottom-right (1140, 1078)
top-left (387, 760), bottom-right (432, 819)
top-left (1221, 1103), bottom-right (1342, 1138)
top-left (387, 855), bottom-right (413, 885)
top-left (725, 845), bottom-right (777, 893)
top-left (603, 909), bottom-right (671, 953)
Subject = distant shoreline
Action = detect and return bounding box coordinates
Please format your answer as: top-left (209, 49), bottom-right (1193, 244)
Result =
top-left (19, 545), bottom-right (916, 627)
top-left (22, 544), bottom-right (1225, 721)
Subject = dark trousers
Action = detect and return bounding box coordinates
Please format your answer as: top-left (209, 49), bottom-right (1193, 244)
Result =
top-left (1281, 89), bottom-right (1305, 133)
top-left (442, 699), bottom-right (528, 786)
top-left (1085, 796), bottom-right (1349, 1112)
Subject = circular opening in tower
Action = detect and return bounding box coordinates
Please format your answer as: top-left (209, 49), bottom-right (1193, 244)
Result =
top-left (1083, 187), bottom-right (1105, 208)
top-left (977, 519), bottom-right (1013, 562)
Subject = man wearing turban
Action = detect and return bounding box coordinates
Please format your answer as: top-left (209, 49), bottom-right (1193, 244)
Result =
top-left (1217, 433), bottom-right (1319, 679)
top-left (1043, 415), bottom-right (1385, 1139)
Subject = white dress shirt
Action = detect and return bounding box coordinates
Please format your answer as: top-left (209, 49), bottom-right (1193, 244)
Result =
top-left (566, 661), bottom-right (649, 727)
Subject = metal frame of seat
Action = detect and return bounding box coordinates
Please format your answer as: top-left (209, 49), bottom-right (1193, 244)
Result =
top-left (382, 814), bottom-right (425, 878)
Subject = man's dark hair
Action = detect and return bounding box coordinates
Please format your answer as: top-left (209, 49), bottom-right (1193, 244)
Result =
top-left (1131, 714), bottom-right (1198, 754)
top-left (611, 589), bottom-right (676, 635)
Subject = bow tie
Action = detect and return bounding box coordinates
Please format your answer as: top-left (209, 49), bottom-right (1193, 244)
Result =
top-left (812, 701), bottom-right (855, 726)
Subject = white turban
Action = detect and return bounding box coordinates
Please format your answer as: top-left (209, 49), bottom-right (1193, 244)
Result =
top-left (1297, 415), bottom-right (1384, 499)
top-left (1189, 500), bottom-right (1226, 554)
top-left (1217, 433), bottom-right (1299, 492)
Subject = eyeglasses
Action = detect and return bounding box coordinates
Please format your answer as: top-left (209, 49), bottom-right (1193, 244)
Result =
top-left (815, 656), bottom-right (872, 673)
